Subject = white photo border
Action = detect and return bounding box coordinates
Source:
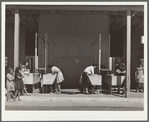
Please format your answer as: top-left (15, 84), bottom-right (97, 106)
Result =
top-left (1, 1), bottom-right (148, 121)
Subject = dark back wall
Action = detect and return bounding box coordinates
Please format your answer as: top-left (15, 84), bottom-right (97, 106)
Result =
top-left (38, 14), bottom-right (110, 88)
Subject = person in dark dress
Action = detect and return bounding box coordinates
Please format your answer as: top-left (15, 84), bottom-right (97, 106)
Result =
top-left (81, 63), bottom-right (97, 94)
top-left (14, 67), bottom-right (24, 101)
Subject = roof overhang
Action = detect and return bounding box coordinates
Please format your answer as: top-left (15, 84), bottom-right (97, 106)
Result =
top-left (6, 5), bottom-right (144, 12)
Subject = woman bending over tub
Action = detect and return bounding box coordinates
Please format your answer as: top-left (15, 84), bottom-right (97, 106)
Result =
top-left (48, 65), bottom-right (64, 94)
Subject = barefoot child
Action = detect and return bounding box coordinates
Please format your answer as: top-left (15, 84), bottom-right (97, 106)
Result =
top-left (14, 67), bottom-right (24, 101)
top-left (6, 68), bottom-right (15, 102)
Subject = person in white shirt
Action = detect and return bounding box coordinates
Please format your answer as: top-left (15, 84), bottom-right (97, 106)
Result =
top-left (82, 63), bottom-right (97, 94)
top-left (48, 65), bottom-right (64, 94)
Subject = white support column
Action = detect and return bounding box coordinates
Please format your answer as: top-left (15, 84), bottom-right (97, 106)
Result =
top-left (45, 33), bottom-right (48, 69)
top-left (109, 34), bottom-right (112, 71)
top-left (126, 9), bottom-right (131, 97)
top-left (35, 33), bottom-right (38, 70)
top-left (99, 34), bottom-right (101, 70)
top-left (99, 14), bottom-right (101, 70)
top-left (14, 8), bottom-right (20, 71)
top-left (109, 57), bottom-right (112, 71)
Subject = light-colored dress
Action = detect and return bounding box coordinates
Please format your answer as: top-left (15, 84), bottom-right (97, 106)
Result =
top-left (136, 66), bottom-right (144, 83)
top-left (51, 66), bottom-right (64, 84)
top-left (6, 73), bottom-right (15, 91)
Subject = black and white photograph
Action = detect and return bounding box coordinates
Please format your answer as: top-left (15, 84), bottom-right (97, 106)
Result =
top-left (1, 1), bottom-right (148, 121)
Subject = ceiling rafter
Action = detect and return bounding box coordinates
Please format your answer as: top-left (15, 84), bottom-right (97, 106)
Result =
top-left (6, 15), bottom-right (13, 25)
top-left (29, 13), bottom-right (38, 31)
top-left (110, 15), bottom-right (119, 32)
top-left (121, 18), bottom-right (143, 32)
top-left (21, 16), bottom-right (36, 33)
top-left (8, 9), bottom-right (36, 33)
top-left (20, 10), bottom-right (36, 32)
top-left (116, 11), bottom-right (139, 31)
top-left (132, 19), bottom-right (143, 28)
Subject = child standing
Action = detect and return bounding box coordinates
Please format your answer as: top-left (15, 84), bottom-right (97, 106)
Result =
top-left (135, 63), bottom-right (144, 92)
top-left (6, 68), bottom-right (15, 102)
top-left (14, 67), bottom-right (24, 101)
top-left (19, 63), bottom-right (30, 95)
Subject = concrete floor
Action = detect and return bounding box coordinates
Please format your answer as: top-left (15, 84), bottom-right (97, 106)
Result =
top-left (5, 89), bottom-right (144, 111)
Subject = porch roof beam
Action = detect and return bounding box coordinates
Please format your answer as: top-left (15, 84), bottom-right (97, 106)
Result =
top-left (6, 5), bottom-right (144, 11)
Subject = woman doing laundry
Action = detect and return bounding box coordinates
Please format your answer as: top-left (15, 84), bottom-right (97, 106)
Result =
top-left (48, 65), bottom-right (64, 94)
top-left (81, 63), bottom-right (97, 94)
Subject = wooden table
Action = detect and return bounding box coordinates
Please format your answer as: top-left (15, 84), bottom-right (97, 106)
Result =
top-left (107, 75), bottom-right (126, 94)
top-left (24, 73), bottom-right (40, 93)
top-left (88, 74), bottom-right (102, 94)
top-left (42, 73), bottom-right (57, 93)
